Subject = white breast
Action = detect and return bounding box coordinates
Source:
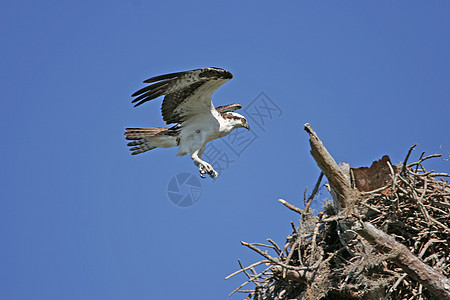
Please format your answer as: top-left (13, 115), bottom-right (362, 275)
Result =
top-left (176, 113), bottom-right (220, 156)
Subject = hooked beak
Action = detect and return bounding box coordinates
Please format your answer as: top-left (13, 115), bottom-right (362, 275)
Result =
top-left (244, 123), bottom-right (250, 131)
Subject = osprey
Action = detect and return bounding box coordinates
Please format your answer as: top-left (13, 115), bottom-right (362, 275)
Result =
top-left (125, 67), bottom-right (250, 179)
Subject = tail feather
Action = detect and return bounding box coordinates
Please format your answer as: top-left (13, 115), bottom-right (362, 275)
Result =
top-left (124, 127), bottom-right (168, 155)
top-left (125, 127), bottom-right (168, 140)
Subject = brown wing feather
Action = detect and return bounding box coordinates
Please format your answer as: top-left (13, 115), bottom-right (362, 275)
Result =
top-left (160, 80), bottom-right (206, 124)
top-left (131, 67), bottom-right (233, 124)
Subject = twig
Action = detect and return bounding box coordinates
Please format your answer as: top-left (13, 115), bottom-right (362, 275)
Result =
top-left (361, 202), bottom-right (382, 213)
top-left (225, 260), bottom-right (271, 280)
top-left (266, 238), bottom-right (281, 255)
top-left (419, 239), bottom-right (445, 259)
top-left (251, 242), bottom-right (282, 252)
top-left (384, 273), bottom-right (408, 300)
top-left (402, 144), bottom-right (417, 175)
top-left (241, 241), bottom-right (312, 271)
top-left (429, 173), bottom-right (450, 178)
top-left (238, 259), bottom-right (253, 280)
top-left (305, 172), bottom-right (324, 210)
top-left (308, 222), bottom-right (321, 265)
top-left (415, 177), bottom-right (432, 225)
top-left (290, 221), bottom-right (297, 233)
top-left (278, 199), bottom-right (302, 214)
top-left (408, 154), bottom-right (443, 168)
top-left (361, 184), bottom-right (391, 195)
top-left (283, 240), bottom-right (299, 276)
top-left (228, 265), bottom-right (272, 296)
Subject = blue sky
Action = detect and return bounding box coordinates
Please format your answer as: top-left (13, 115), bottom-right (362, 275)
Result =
top-left (1, 1), bottom-right (449, 299)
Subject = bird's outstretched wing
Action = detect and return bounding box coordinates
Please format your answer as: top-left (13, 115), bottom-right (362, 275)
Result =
top-left (132, 67), bottom-right (233, 124)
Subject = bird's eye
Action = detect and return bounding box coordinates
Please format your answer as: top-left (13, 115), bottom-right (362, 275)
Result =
top-left (241, 119), bottom-right (246, 124)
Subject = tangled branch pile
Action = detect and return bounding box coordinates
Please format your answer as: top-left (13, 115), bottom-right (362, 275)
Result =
top-left (226, 125), bottom-right (450, 300)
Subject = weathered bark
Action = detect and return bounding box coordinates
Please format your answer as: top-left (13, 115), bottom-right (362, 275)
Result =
top-left (354, 221), bottom-right (450, 299)
top-left (304, 123), bottom-right (357, 208)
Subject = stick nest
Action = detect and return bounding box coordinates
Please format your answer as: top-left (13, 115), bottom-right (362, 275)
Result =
top-left (227, 149), bottom-right (449, 299)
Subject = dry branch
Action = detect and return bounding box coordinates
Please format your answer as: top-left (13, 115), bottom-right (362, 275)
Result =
top-left (354, 221), bottom-right (450, 299)
top-left (304, 123), bottom-right (356, 208)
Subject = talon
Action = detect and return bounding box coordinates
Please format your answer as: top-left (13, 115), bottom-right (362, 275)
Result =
top-left (208, 169), bottom-right (218, 179)
top-left (198, 162), bottom-right (218, 179)
top-left (199, 165), bottom-right (207, 178)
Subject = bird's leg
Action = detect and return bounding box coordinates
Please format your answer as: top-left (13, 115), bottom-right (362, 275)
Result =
top-left (191, 151), bottom-right (218, 179)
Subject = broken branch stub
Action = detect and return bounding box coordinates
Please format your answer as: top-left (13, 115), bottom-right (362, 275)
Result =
top-left (304, 123), bottom-right (357, 208)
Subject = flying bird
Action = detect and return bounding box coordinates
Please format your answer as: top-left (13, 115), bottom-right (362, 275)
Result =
top-left (125, 67), bottom-right (250, 179)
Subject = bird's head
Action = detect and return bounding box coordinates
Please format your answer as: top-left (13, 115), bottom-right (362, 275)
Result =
top-left (223, 112), bottom-right (250, 131)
